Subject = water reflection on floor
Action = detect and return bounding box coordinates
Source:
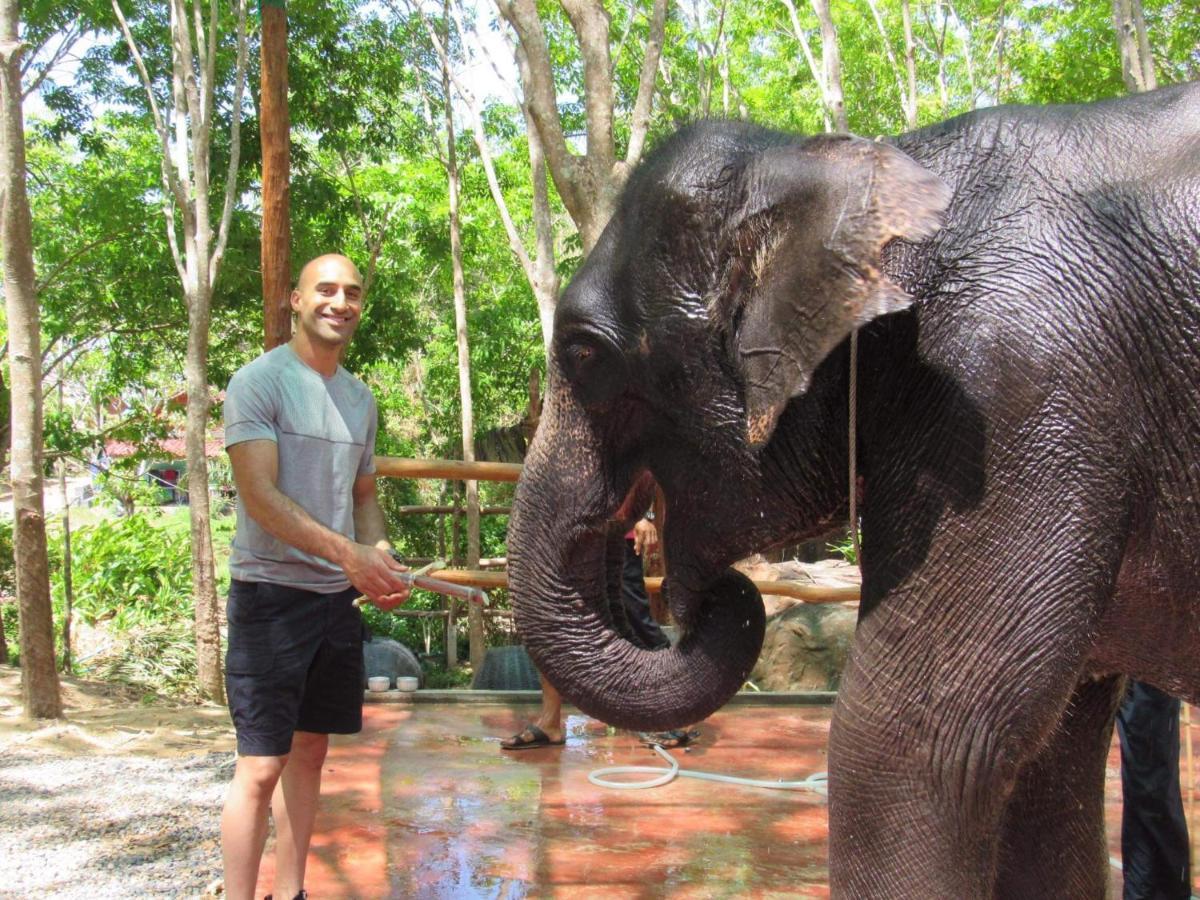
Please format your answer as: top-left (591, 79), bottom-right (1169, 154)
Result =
top-left (255, 701), bottom-right (1198, 898)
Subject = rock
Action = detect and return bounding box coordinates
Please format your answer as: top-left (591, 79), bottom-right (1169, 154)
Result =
top-left (751, 602), bottom-right (858, 692)
top-left (362, 637), bottom-right (422, 689)
top-left (736, 554), bottom-right (860, 692)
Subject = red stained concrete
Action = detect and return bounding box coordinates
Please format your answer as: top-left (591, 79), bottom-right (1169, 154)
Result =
top-left (255, 702), bottom-right (1200, 898)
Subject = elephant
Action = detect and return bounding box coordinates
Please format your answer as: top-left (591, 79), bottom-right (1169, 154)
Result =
top-left (507, 80), bottom-right (1200, 898)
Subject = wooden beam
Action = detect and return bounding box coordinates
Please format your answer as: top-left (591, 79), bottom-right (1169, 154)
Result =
top-left (374, 457), bottom-right (522, 483)
top-left (644, 577), bottom-right (859, 604)
top-left (393, 505), bottom-right (511, 516)
top-left (414, 568), bottom-right (859, 604)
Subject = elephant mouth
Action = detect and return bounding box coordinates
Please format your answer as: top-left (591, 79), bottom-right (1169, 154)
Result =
top-left (509, 467), bottom-right (766, 732)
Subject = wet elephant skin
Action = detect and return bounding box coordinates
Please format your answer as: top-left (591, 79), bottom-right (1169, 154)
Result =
top-left (508, 82), bottom-right (1200, 898)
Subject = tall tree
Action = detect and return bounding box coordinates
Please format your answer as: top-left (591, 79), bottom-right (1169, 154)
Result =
top-left (1, 0), bottom-right (62, 718)
top-left (865, 0), bottom-right (917, 128)
top-left (495, 0), bottom-right (668, 253)
top-left (438, 1), bottom-right (485, 672)
top-left (413, 0), bottom-right (560, 351)
top-left (112, 0), bottom-right (250, 702)
top-left (1110, 0), bottom-right (1156, 93)
top-left (780, 0), bottom-right (848, 132)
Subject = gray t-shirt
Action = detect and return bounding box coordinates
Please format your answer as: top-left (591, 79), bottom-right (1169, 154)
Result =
top-left (224, 344), bottom-right (378, 592)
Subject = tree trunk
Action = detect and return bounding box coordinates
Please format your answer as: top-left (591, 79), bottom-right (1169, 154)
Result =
top-left (496, 0), bottom-right (667, 253)
top-left (186, 275), bottom-right (224, 703)
top-left (1, 2), bottom-right (61, 717)
top-left (113, 0), bottom-right (247, 705)
top-left (902, 0), bottom-right (918, 127)
top-left (441, 11), bottom-right (485, 673)
top-left (810, 0), bottom-right (848, 131)
top-left (260, 0), bottom-right (291, 350)
top-left (522, 94), bottom-right (559, 353)
top-left (1111, 0), bottom-right (1157, 93)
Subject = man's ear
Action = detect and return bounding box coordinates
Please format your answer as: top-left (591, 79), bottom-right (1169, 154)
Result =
top-left (714, 135), bottom-right (951, 447)
top-left (289, 289), bottom-right (301, 313)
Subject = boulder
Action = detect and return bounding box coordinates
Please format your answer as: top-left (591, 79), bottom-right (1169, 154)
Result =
top-left (362, 637), bottom-right (422, 689)
top-left (736, 555), bottom-right (860, 692)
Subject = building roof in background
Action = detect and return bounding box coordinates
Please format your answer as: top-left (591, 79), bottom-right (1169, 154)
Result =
top-left (105, 431), bottom-right (224, 460)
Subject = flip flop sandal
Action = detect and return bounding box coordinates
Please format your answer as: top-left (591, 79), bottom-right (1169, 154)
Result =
top-left (501, 723), bottom-right (565, 751)
top-left (637, 728), bottom-right (701, 749)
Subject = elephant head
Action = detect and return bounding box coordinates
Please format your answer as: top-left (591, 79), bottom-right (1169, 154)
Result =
top-left (508, 123), bottom-right (950, 730)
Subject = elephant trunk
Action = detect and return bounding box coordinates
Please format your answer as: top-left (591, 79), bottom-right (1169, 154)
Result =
top-left (508, 377), bottom-right (765, 731)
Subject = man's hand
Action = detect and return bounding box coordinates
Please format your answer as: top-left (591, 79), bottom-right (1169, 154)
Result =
top-left (633, 518), bottom-right (658, 557)
top-left (340, 543), bottom-right (411, 603)
top-left (368, 591), bottom-right (410, 612)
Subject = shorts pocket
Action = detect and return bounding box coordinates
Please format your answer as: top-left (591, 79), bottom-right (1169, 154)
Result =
top-left (225, 640), bottom-right (275, 676)
top-left (226, 581), bottom-right (287, 628)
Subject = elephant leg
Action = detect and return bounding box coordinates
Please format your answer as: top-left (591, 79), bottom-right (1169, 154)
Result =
top-left (994, 674), bottom-right (1124, 898)
top-left (827, 503), bottom-right (1123, 898)
top-left (828, 626), bottom-right (1084, 897)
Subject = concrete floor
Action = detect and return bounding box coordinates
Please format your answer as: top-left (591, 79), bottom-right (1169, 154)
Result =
top-left (255, 700), bottom-right (1199, 898)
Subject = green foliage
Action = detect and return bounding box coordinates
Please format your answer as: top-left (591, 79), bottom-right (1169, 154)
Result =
top-left (423, 663), bottom-right (474, 689)
top-left (55, 512), bottom-right (193, 632)
top-left (0, 519), bottom-right (14, 598)
top-left (827, 528), bottom-right (860, 566)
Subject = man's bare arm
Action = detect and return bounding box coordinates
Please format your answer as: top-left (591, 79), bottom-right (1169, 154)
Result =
top-left (352, 474), bottom-right (391, 549)
top-left (228, 440), bottom-right (406, 601)
top-left (351, 474), bottom-right (411, 611)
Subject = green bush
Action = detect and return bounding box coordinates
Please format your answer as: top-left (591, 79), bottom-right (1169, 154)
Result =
top-left (56, 512), bottom-right (193, 632)
top-left (0, 518), bottom-right (14, 597)
top-left (422, 662), bottom-right (473, 689)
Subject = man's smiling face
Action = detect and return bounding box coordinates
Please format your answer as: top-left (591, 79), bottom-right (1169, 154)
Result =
top-left (291, 255), bottom-right (364, 350)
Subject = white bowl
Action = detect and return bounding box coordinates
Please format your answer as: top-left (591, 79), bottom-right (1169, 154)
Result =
top-left (367, 676), bottom-right (390, 692)
top-left (395, 676), bottom-right (419, 692)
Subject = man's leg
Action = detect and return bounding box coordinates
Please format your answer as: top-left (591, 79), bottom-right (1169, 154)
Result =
top-left (501, 673), bottom-right (564, 747)
top-left (1117, 679), bottom-right (1191, 900)
top-left (619, 539), bottom-right (670, 651)
top-left (221, 753), bottom-right (288, 900)
top-left (270, 731), bottom-right (329, 900)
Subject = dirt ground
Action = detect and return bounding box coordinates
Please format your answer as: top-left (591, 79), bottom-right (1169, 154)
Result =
top-left (0, 664), bottom-right (235, 758)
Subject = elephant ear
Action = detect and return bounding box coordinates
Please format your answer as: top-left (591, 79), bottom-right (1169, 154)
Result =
top-left (716, 134), bottom-right (951, 447)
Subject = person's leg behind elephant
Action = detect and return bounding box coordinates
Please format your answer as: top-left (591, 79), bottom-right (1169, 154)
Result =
top-left (1117, 679), bottom-right (1192, 900)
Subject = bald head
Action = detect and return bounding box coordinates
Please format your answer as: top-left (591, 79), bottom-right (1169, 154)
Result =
top-left (296, 254), bottom-right (363, 294)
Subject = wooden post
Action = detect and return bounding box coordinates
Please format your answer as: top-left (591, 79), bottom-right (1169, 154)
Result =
top-left (260, 0), bottom-right (291, 350)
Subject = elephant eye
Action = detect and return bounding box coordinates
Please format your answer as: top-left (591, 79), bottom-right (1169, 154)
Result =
top-left (556, 332), bottom-right (628, 405)
top-left (569, 343), bottom-right (596, 366)
top-left (559, 335), bottom-right (604, 380)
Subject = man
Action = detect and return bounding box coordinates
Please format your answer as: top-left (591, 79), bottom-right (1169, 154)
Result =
top-left (501, 516), bottom-right (697, 749)
top-left (220, 254), bottom-right (410, 900)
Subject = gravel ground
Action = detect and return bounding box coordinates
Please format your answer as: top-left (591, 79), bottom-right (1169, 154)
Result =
top-left (0, 747), bottom-right (234, 899)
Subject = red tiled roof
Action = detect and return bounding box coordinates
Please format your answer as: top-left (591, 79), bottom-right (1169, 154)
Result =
top-left (105, 432), bottom-right (225, 460)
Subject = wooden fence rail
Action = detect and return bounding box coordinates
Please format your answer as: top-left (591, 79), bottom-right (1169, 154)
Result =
top-left (375, 457), bottom-right (522, 482)
top-left (403, 567), bottom-right (860, 605)
top-left (394, 505), bottom-right (511, 516)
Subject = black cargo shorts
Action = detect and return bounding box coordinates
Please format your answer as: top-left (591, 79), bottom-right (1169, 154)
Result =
top-left (224, 579), bottom-right (365, 756)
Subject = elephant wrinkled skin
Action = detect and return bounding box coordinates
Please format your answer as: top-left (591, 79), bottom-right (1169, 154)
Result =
top-left (507, 82), bottom-right (1200, 898)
